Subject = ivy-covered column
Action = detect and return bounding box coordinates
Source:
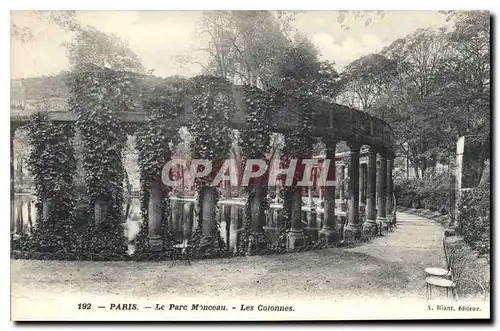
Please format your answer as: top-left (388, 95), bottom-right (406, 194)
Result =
top-left (344, 142), bottom-right (362, 241)
top-left (363, 147), bottom-right (378, 235)
top-left (386, 154), bottom-right (395, 227)
top-left (377, 150), bottom-right (388, 231)
top-left (70, 66), bottom-right (131, 260)
top-left (25, 114), bottom-right (78, 257)
top-left (319, 139), bottom-right (338, 243)
top-left (188, 76), bottom-right (233, 256)
top-left (134, 82), bottom-right (183, 257)
top-left (239, 85), bottom-right (273, 254)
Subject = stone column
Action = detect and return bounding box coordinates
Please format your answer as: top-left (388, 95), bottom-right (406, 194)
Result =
top-left (229, 204), bottom-right (239, 252)
top-left (319, 139), bottom-right (338, 243)
top-left (377, 151), bottom-right (388, 230)
top-left (363, 148), bottom-right (378, 234)
top-left (344, 142), bottom-right (362, 241)
top-left (94, 200), bottom-right (108, 224)
top-left (286, 186), bottom-right (305, 250)
top-left (249, 184), bottom-right (268, 252)
top-left (16, 200), bottom-right (24, 235)
top-left (200, 186), bottom-right (217, 249)
top-left (339, 164), bottom-right (347, 212)
top-left (148, 179), bottom-right (163, 251)
top-left (359, 163), bottom-right (367, 210)
top-left (27, 200), bottom-right (33, 232)
top-left (386, 155), bottom-right (395, 226)
top-left (339, 165), bottom-right (345, 201)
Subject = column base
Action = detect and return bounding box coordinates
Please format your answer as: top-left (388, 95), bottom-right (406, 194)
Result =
top-left (318, 226), bottom-right (339, 243)
top-left (286, 229), bottom-right (305, 251)
top-left (148, 235), bottom-right (163, 252)
top-left (363, 219), bottom-right (378, 235)
top-left (199, 235), bottom-right (217, 250)
top-left (377, 217), bottom-right (388, 231)
top-left (247, 231), bottom-right (268, 253)
top-left (343, 223), bottom-right (362, 241)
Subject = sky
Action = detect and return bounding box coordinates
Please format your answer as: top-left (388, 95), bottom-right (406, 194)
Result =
top-left (10, 10), bottom-right (453, 79)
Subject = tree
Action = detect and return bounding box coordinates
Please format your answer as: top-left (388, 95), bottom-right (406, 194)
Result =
top-left (338, 53), bottom-right (396, 111)
top-left (338, 12), bottom-right (490, 180)
top-left (65, 28), bottom-right (145, 74)
top-left (195, 11), bottom-right (292, 89)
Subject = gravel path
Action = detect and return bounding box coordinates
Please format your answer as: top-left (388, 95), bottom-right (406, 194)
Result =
top-left (11, 213), bottom-right (446, 301)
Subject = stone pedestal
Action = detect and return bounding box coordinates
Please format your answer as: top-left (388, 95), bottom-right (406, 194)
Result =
top-left (286, 228), bottom-right (305, 250)
top-left (344, 223), bottom-right (362, 242)
top-left (363, 219), bottom-right (378, 235)
top-left (319, 225), bottom-right (337, 243)
top-left (248, 231), bottom-right (268, 252)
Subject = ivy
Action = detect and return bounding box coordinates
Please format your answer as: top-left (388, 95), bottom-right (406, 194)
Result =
top-left (458, 186), bottom-right (490, 256)
top-left (69, 64), bottom-right (133, 260)
top-left (238, 84), bottom-right (275, 253)
top-left (188, 75), bottom-right (234, 257)
top-left (277, 89), bottom-right (319, 248)
top-left (20, 113), bottom-right (78, 259)
top-left (133, 80), bottom-right (184, 259)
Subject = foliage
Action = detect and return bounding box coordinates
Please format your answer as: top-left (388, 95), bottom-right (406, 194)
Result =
top-left (187, 75), bottom-right (234, 256)
top-left (133, 78), bottom-right (186, 258)
top-left (458, 186), bottom-right (490, 255)
top-left (238, 84), bottom-right (275, 252)
top-left (65, 28), bottom-right (145, 74)
top-left (338, 12), bottom-right (490, 177)
top-left (195, 11), bottom-right (291, 88)
top-left (68, 65), bottom-right (136, 259)
top-left (395, 173), bottom-right (450, 213)
top-left (21, 113), bottom-right (78, 258)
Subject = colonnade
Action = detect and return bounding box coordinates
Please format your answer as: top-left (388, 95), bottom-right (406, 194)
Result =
top-left (317, 143), bottom-right (396, 243)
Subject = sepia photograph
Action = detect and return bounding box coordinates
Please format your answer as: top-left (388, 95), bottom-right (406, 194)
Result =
top-left (9, 8), bottom-right (491, 321)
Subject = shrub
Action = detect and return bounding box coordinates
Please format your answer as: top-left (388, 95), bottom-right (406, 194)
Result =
top-left (458, 186), bottom-right (490, 255)
top-left (395, 173), bottom-right (450, 213)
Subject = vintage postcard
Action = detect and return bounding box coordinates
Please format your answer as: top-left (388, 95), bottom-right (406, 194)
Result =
top-left (10, 10), bottom-right (491, 321)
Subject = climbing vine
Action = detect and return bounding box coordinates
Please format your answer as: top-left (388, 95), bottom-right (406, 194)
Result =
top-left (277, 91), bottom-right (318, 248)
top-left (238, 84), bottom-right (275, 254)
top-left (133, 79), bottom-right (185, 259)
top-left (21, 113), bottom-right (78, 259)
top-left (187, 75), bottom-right (234, 257)
top-left (69, 64), bottom-right (132, 260)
